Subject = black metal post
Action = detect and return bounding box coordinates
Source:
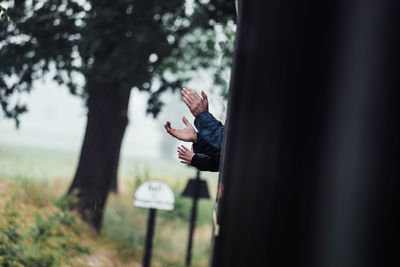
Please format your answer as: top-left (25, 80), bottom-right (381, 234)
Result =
top-left (185, 170), bottom-right (200, 266)
top-left (143, 208), bottom-right (157, 267)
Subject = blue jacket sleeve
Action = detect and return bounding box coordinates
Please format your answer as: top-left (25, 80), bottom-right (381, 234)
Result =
top-left (194, 111), bottom-right (224, 150)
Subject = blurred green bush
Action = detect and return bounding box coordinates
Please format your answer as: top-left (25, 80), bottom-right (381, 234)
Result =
top-left (0, 189), bottom-right (90, 266)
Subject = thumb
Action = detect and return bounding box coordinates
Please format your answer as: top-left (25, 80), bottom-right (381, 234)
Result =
top-left (201, 90), bottom-right (208, 101)
top-left (182, 116), bottom-right (189, 126)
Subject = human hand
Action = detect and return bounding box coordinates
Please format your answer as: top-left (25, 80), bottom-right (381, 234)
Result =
top-left (177, 145), bottom-right (195, 165)
top-left (164, 116), bottom-right (197, 142)
top-left (181, 88), bottom-right (208, 117)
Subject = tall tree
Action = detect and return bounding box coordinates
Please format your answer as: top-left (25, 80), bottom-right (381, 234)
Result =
top-left (0, 0), bottom-right (235, 230)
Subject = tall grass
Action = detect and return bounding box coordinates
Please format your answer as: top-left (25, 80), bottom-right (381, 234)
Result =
top-left (0, 181), bottom-right (91, 266)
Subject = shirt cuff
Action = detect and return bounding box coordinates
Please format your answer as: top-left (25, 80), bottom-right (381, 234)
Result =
top-left (190, 153), bottom-right (199, 166)
top-left (193, 133), bottom-right (205, 154)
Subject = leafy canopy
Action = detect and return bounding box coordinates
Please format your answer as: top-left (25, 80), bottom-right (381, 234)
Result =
top-left (0, 4), bottom-right (10, 23)
top-left (0, 0), bottom-right (236, 127)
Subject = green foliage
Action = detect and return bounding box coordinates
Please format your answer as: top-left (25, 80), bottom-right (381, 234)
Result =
top-left (54, 189), bottom-right (78, 210)
top-left (0, 192), bottom-right (90, 266)
top-left (0, 5), bottom-right (10, 23)
top-left (101, 201), bottom-right (145, 260)
top-left (0, 0), bottom-right (236, 126)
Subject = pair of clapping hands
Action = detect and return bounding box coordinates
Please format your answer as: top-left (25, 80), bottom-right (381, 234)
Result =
top-left (164, 88), bottom-right (209, 165)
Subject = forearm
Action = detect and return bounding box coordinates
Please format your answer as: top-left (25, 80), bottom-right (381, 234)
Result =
top-left (194, 111), bottom-right (224, 150)
top-left (193, 133), bottom-right (220, 157)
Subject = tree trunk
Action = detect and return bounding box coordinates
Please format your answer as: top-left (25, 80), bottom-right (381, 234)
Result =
top-left (68, 83), bottom-right (131, 231)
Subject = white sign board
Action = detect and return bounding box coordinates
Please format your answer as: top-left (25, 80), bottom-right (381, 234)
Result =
top-left (134, 180), bottom-right (175, 211)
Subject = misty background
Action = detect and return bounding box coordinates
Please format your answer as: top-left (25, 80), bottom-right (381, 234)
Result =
top-left (0, 69), bottom-right (226, 180)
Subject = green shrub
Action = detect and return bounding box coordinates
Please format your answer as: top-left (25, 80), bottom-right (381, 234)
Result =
top-left (0, 191), bottom-right (90, 267)
top-left (101, 201), bottom-right (145, 260)
top-left (54, 190), bottom-right (78, 210)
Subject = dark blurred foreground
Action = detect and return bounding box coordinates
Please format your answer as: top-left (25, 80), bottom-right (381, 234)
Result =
top-left (212, 1), bottom-right (400, 267)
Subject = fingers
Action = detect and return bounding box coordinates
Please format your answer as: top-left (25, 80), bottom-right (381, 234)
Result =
top-left (182, 95), bottom-right (192, 107)
top-left (165, 121), bottom-right (182, 140)
top-left (201, 90), bottom-right (208, 102)
top-left (182, 116), bottom-right (189, 126)
top-left (178, 152), bottom-right (191, 163)
top-left (177, 146), bottom-right (189, 155)
top-left (177, 145), bottom-right (193, 165)
top-left (164, 121), bottom-right (172, 133)
top-left (187, 88), bottom-right (202, 100)
top-left (178, 153), bottom-right (190, 163)
top-left (164, 121), bottom-right (175, 134)
top-left (167, 129), bottom-right (177, 138)
top-left (182, 88), bottom-right (202, 103)
top-left (177, 147), bottom-right (185, 154)
top-left (178, 155), bottom-right (188, 161)
top-left (182, 88), bottom-right (194, 103)
top-left (182, 89), bottom-right (196, 102)
top-left (177, 146), bottom-right (190, 157)
top-left (184, 88), bottom-right (202, 102)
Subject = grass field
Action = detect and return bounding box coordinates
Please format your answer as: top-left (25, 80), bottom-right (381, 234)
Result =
top-left (0, 145), bottom-right (218, 266)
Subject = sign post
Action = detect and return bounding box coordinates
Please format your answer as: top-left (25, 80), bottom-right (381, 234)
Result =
top-left (143, 208), bottom-right (156, 267)
top-left (134, 180), bottom-right (175, 267)
top-left (182, 171), bottom-right (210, 266)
